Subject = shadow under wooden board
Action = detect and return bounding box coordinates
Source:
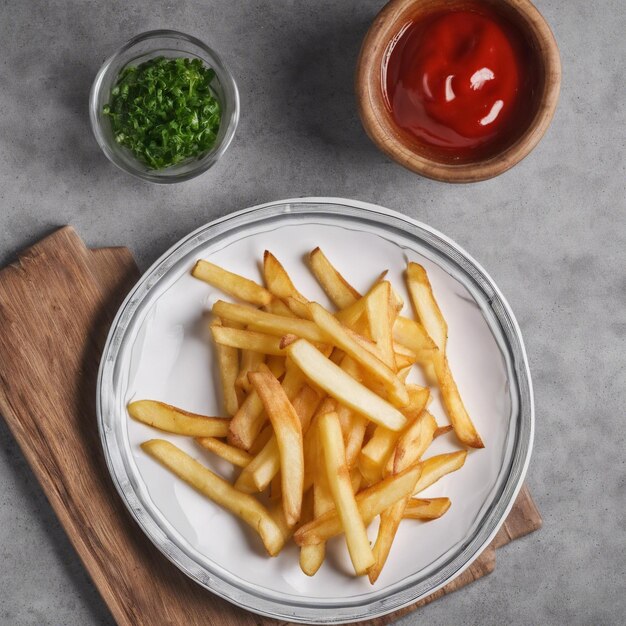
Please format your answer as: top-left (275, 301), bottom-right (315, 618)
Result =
top-left (0, 227), bottom-right (542, 626)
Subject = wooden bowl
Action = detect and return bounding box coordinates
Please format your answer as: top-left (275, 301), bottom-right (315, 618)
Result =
top-left (355, 0), bottom-right (561, 183)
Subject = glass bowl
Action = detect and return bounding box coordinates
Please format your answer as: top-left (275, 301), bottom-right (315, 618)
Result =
top-left (89, 30), bottom-right (239, 183)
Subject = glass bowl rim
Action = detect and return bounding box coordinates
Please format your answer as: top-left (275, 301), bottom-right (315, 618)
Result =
top-left (89, 29), bottom-right (240, 184)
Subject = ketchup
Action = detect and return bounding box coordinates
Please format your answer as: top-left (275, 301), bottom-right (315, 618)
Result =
top-left (384, 5), bottom-right (537, 161)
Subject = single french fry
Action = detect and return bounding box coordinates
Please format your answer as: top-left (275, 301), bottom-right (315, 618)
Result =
top-left (435, 356), bottom-right (484, 448)
top-left (403, 497), bottom-right (451, 520)
top-left (385, 410), bottom-right (438, 476)
top-left (213, 300), bottom-right (327, 342)
top-left (365, 281), bottom-right (396, 370)
top-left (413, 451), bottom-right (468, 495)
top-left (308, 247), bottom-right (361, 309)
top-left (128, 400), bottom-right (229, 437)
top-left (294, 463), bottom-right (421, 546)
top-left (236, 349), bottom-right (265, 392)
top-left (285, 339), bottom-right (407, 431)
top-left (406, 262), bottom-right (448, 353)
top-left (319, 412), bottom-right (374, 575)
top-left (308, 303), bottom-right (409, 407)
top-left (192, 260), bottom-right (272, 306)
top-left (142, 439), bottom-right (283, 555)
top-left (263, 251), bottom-right (308, 303)
top-left (211, 318), bottom-right (240, 416)
top-left (249, 371), bottom-right (304, 525)
top-left (195, 437), bottom-right (252, 468)
top-left (211, 325), bottom-right (285, 355)
top-left (368, 496), bottom-right (407, 584)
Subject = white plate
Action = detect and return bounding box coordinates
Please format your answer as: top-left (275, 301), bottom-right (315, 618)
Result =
top-left (97, 198), bottom-right (533, 623)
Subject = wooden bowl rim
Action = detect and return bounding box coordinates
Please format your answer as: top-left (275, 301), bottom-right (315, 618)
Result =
top-left (355, 0), bottom-right (562, 183)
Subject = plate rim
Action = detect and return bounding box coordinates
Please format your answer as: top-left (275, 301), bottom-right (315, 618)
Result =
top-left (97, 196), bottom-right (534, 623)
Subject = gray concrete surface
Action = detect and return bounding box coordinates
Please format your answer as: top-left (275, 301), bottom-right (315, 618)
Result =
top-left (0, 0), bottom-right (624, 624)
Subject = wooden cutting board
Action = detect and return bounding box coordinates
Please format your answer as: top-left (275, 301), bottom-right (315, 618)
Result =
top-left (0, 227), bottom-right (542, 626)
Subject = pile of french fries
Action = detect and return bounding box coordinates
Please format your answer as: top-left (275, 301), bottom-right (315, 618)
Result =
top-left (130, 247), bottom-right (483, 583)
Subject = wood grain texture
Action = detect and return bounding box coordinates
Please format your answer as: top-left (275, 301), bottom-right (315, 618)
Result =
top-left (0, 227), bottom-right (542, 625)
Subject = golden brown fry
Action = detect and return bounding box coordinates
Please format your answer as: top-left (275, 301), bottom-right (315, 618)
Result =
top-left (413, 450), bottom-right (468, 494)
top-left (285, 339), bottom-right (407, 431)
top-left (365, 281), bottom-right (396, 370)
top-left (142, 439), bottom-right (283, 556)
top-left (192, 259), bottom-right (272, 306)
top-left (211, 325), bottom-right (285, 355)
top-left (228, 362), bottom-right (302, 450)
top-left (319, 412), bottom-right (374, 575)
top-left (213, 300), bottom-right (327, 342)
top-left (368, 496), bottom-right (406, 584)
top-left (403, 497), bottom-right (451, 520)
top-left (128, 400), bottom-right (229, 437)
top-left (435, 356), bottom-right (484, 448)
top-left (294, 463), bottom-right (421, 546)
top-left (211, 318), bottom-right (240, 416)
top-left (195, 437), bottom-right (252, 468)
top-left (249, 370), bottom-right (304, 525)
top-left (385, 410), bottom-right (437, 476)
top-left (309, 302), bottom-right (409, 407)
top-left (406, 262), bottom-right (448, 353)
top-left (263, 250), bottom-right (308, 303)
top-left (308, 247), bottom-right (361, 309)
top-left (236, 349), bottom-right (265, 392)
top-left (405, 263), bottom-right (483, 448)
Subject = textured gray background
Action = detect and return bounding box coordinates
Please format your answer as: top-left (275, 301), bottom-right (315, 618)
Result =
top-left (1, 0), bottom-right (624, 624)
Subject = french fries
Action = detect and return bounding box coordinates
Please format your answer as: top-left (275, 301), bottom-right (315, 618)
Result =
top-left (249, 370), bottom-right (304, 526)
top-left (128, 400), bottom-right (229, 437)
top-left (309, 302), bottom-right (409, 407)
top-left (132, 248), bottom-right (483, 580)
top-left (284, 339), bottom-right (407, 431)
top-left (319, 412), bottom-right (374, 575)
top-left (142, 439), bottom-right (284, 555)
top-left (211, 325), bottom-right (285, 355)
top-left (294, 464), bottom-right (421, 546)
top-left (213, 300), bottom-right (327, 343)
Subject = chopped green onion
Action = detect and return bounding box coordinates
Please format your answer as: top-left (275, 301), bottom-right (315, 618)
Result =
top-left (103, 57), bottom-right (221, 170)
